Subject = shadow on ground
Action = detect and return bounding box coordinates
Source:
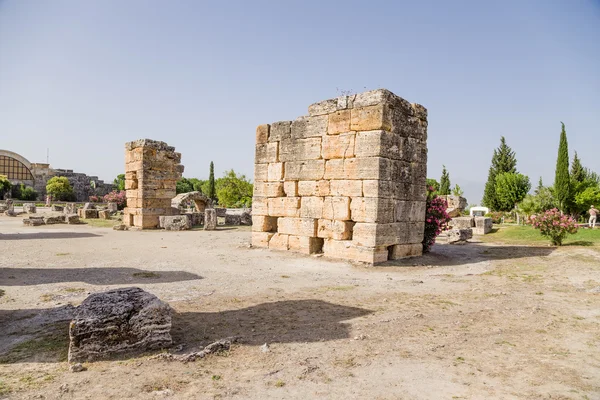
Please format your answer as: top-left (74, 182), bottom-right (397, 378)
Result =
top-left (0, 300), bottom-right (371, 363)
top-left (0, 267), bottom-right (202, 286)
top-left (172, 299), bottom-right (372, 348)
top-left (382, 242), bottom-right (555, 267)
top-left (0, 232), bottom-right (103, 240)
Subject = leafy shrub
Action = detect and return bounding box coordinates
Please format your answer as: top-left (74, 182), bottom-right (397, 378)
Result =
top-left (19, 186), bottom-right (38, 201)
top-left (423, 186), bottom-right (451, 253)
top-left (530, 208), bottom-right (578, 246)
top-left (46, 177), bottom-right (75, 201)
top-left (103, 190), bottom-right (126, 210)
top-left (0, 175), bottom-right (11, 198)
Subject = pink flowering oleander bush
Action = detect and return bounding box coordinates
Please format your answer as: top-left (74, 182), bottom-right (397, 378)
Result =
top-left (423, 186), bottom-right (452, 253)
top-left (530, 208), bottom-right (578, 246)
top-left (103, 190), bottom-right (126, 210)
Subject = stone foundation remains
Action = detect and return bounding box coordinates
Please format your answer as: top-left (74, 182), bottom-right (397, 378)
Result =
top-left (123, 140), bottom-right (183, 229)
top-left (251, 89), bottom-right (428, 264)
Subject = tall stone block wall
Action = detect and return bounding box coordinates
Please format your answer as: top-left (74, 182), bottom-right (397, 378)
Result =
top-left (123, 139), bottom-right (183, 229)
top-left (252, 89), bottom-right (428, 264)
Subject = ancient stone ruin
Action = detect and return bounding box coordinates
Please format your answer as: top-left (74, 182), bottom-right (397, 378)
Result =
top-left (252, 89), bottom-right (428, 264)
top-left (123, 139), bottom-right (184, 229)
top-left (68, 287), bottom-right (172, 362)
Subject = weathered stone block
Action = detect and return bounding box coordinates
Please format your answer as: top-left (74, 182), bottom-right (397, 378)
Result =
top-left (350, 197), bottom-right (395, 223)
top-left (288, 236), bottom-right (324, 254)
top-left (389, 243), bottom-right (423, 259)
top-left (279, 137), bottom-right (322, 162)
top-left (43, 216), bottom-right (64, 225)
top-left (22, 203), bottom-right (36, 214)
top-left (350, 105), bottom-right (392, 132)
top-left (474, 217), bottom-right (493, 235)
top-left (256, 124), bottom-right (270, 144)
top-left (322, 132), bottom-right (355, 159)
top-left (300, 197), bottom-right (324, 219)
top-left (79, 209), bottom-right (99, 219)
top-left (291, 115), bottom-right (328, 139)
top-left (252, 197), bottom-right (269, 216)
top-left (297, 180), bottom-right (330, 197)
top-left (451, 217), bottom-right (475, 229)
top-left (329, 180), bottom-right (362, 197)
top-left (267, 163), bottom-right (284, 181)
top-left (268, 233), bottom-right (289, 251)
top-left (204, 209), bottom-right (217, 230)
top-left (407, 222), bottom-right (425, 244)
top-left (317, 219), bottom-right (354, 240)
top-left (255, 142), bottom-right (279, 163)
top-left (269, 121), bottom-right (291, 142)
top-left (254, 181), bottom-right (284, 197)
top-left (277, 217), bottom-right (318, 237)
top-left (352, 222), bottom-right (404, 247)
top-left (51, 205), bottom-right (64, 212)
top-left (284, 160), bottom-right (325, 180)
top-left (283, 181), bottom-right (298, 197)
top-left (327, 110), bottom-right (351, 135)
top-left (324, 158), bottom-right (394, 181)
top-left (98, 210), bottom-right (111, 219)
top-left (395, 201), bottom-right (426, 222)
top-left (23, 217), bottom-right (44, 226)
top-left (446, 228), bottom-right (473, 243)
top-left (322, 196), bottom-right (351, 220)
top-left (65, 214), bottom-right (80, 224)
top-left (159, 215), bottom-right (192, 231)
top-left (322, 239), bottom-right (389, 264)
top-left (68, 287), bottom-right (172, 362)
top-left (224, 214), bottom-right (242, 225)
top-left (268, 197), bottom-right (301, 217)
top-left (252, 231), bottom-right (274, 248)
top-left (254, 163), bottom-right (268, 182)
top-left (252, 215), bottom-right (278, 232)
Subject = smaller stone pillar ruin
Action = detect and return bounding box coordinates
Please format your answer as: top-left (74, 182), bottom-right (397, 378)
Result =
top-left (252, 89), bottom-right (428, 264)
top-left (123, 139), bottom-right (184, 229)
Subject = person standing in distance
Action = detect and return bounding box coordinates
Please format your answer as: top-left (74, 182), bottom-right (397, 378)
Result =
top-left (589, 205), bottom-right (599, 228)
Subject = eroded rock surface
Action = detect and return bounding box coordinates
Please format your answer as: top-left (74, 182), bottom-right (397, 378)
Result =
top-left (68, 287), bottom-right (172, 362)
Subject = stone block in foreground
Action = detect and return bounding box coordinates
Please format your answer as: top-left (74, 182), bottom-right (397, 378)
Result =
top-left (68, 287), bottom-right (172, 362)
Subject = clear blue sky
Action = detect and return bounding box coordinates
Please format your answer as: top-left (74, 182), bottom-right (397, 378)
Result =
top-left (1, 0), bottom-right (599, 204)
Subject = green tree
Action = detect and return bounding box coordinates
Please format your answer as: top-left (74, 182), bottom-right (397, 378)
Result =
top-left (113, 174), bottom-right (126, 191)
top-left (482, 137), bottom-right (517, 210)
top-left (494, 172), bottom-right (531, 212)
top-left (439, 166), bottom-right (451, 195)
top-left (208, 161), bottom-right (216, 201)
top-left (451, 184), bottom-right (463, 197)
top-left (0, 175), bottom-right (11, 199)
top-left (554, 122), bottom-right (571, 212)
top-left (176, 178), bottom-right (194, 194)
top-left (46, 176), bottom-right (75, 201)
top-left (570, 152), bottom-right (585, 184)
top-left (215, 170), bottom-right (253, 208)
top-left (426, 178), bottom-right (440, 193)
top-left (574, 186), bottom-right (600, 214)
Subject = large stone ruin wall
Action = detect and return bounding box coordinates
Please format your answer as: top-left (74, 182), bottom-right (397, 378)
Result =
top-left (123, 139), bottom-right (183, 229)
top-left (252, 89), bottom-right (428, 264)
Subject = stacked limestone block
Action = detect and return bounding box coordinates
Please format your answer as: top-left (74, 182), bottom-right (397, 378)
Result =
top-left (252, 89), bottom-right (428, 264)
top-left (123, 139), bottom-right (184, 229)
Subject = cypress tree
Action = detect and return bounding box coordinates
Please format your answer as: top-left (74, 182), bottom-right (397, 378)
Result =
top-left (554, 122), bottom-right (570, 212)
top-left (208, 161), bottom-right (216, 201)
top-left (439, 165), bottom-right (451, 195)
top-left (482, 137), bottom-right (517, 210)
top-left (570, 151), bottom-right (585, 183)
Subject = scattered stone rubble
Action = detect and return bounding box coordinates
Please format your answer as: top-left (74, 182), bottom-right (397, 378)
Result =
top-left (439, 195), bottom-right (467, 218)
top-left (68, 287), bottom-right (172, 363)
top-left (252, 89), bottom-right (428, 264)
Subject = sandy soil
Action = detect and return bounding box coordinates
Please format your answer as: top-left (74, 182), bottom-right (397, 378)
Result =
top-left (0, 216), bottom-right (599, 400)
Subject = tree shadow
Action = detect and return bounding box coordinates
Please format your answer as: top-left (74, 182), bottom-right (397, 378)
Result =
top-left (0, 267), bottom-right (202, 286)
top-left (0, 300), bottom-right (371, 363)
top-left (172, 299), bottom-right (372, 348)
top-left (382, 242), bottom-right (555, 267)
top-left (0, 232), bottom-right (102, 240)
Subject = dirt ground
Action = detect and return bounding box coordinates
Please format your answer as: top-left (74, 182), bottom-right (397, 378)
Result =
top-left (1, 216), bottom-right (599, 400)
